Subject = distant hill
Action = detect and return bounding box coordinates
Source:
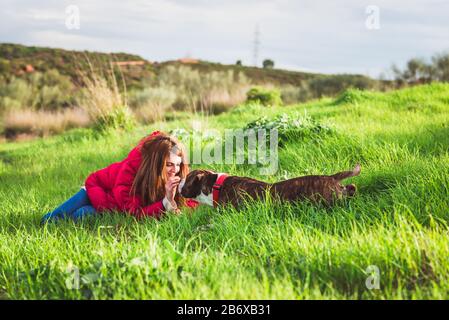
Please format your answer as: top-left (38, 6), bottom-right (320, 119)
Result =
top-left (0, 43), bottom-right (380, 89)
top-left (0, 43), bottom-right (154, 88)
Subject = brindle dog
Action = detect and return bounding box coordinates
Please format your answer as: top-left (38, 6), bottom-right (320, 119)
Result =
top-left (179, 164), bottom-right (361, 208)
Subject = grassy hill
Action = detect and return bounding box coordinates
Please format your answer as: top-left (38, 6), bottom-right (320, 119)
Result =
top-left (0, 83), bottom-right (448, 299)
top-left (0, 43), bottom-right (154, 89)
top-left (0, 43), bottom-right (380, 89)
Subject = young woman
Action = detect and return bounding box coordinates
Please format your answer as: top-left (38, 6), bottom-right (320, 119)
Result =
top-left (41, 131), bottom-right (198, 223)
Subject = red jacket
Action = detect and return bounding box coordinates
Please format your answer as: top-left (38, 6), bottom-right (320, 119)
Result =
top-left (85, 131), bottom-right (198, 218)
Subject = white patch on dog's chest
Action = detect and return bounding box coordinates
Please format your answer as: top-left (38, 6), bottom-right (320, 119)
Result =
top-left (195, 192), bottom-right (214, 207)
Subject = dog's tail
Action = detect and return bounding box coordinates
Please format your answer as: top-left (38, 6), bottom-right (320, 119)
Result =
top-left (330, 164), bottom-right (361, 181)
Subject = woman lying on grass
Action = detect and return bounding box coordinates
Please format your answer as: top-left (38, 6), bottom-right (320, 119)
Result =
top-left (41, 131), bottom-right (198, 223)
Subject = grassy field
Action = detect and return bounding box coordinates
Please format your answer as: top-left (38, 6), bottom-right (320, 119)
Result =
top-left (0, 83), bottom-right (448, 299)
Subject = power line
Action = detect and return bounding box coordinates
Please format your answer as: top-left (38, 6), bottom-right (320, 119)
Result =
top-left (253, 24), bottom-right (260, 67)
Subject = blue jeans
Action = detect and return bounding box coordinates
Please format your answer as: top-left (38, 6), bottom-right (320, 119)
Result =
top-left (41, 188), bottom-right (96, 223)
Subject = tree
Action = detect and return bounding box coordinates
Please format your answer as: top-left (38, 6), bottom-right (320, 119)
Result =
top-left (236, 60), bottom-right (242, 66)
top-left (263, 59), bottom-right (274, 69)
top-left (432, 53), bottom-right (449, 82)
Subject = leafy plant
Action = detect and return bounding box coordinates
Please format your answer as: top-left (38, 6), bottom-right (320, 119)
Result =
top-left (244, 112), bottom-right (334, 145)
top-left (246, 86), bottom-right (282, 106)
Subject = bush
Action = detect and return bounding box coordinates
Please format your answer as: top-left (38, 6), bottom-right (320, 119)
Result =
top-left (130, 86), bottom-right (177, 124)
top-left (308, 75), bottom-right (377, 98)
top-left (334, 88), bottom-right (372, 105)
top-left (0, 69), bottom-right (75, 114)
top-left (280, 83), bottom-right (314, 104)
top-left (0, 77), bottom-right (36, 111)
top-left (0, 59), bottom-right (11, 73)
top-left (155, 65), bottom-right (250, 113)
top-left (244, 112), bottom-right (334, 145)
top-left (246, 86), bottom-right (282, 106)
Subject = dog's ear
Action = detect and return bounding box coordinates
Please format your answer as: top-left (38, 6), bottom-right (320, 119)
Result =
top-left (192, 173), bottom-right (201, 183)
top-left (201, 173), bottom-right (218, 195)
top-left (180, 171), bottom-right (204, 198)
top-left (344, 184), bottom-right (357, 197)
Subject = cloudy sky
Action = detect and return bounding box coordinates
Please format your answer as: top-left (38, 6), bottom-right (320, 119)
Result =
top-left (1, 0), bottom-right (448, 77)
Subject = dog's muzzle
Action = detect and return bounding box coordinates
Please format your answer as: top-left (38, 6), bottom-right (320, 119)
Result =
top-left (178, 179), bottom-right (186, 194)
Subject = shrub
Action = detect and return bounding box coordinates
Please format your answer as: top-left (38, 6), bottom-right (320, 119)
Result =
top-left (334, 88), bottom-right (372, 105)
top-left (35, 69), bottom-right (75, 110)
top-left (0, 58), bottom-right (10, 73)
top-left (246, 86), bottom-right (283, 106)
top-left (0, 77), bottom-right (36, 111)
top-left (156, 65), bottom-right (250, 113)
top-left (130, 86), bottom-right (177, 124)
top-left (244, 112), bottom-right (334, 145)
top-left (0, 70), bottom-right (75, 113)
top-left (308, 75), bottom-right (377, 98)
top-left (279, 83), bottom-right (314, 104)
top-left (0, 96), bottom-right (23, 113)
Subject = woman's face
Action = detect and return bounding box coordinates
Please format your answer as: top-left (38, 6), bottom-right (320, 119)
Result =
top-left (165, 152), bottom-right (182, 178)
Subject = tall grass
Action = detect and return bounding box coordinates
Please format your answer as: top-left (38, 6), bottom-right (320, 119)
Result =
top-left (0, 83), bottom-right (448, 299)
top-left (77, 61), bottom-right (135, 131)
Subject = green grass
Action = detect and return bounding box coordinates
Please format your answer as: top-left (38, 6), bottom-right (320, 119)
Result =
top-left (1, 83), bottom-right (449, 299)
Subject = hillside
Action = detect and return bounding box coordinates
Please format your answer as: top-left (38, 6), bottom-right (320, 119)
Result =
top-left (0, 43), bottom-right (154, 88)
top-left (0, 83), bottom-right (448, 299)
top-left (0, 43), bottom-right (379, 89)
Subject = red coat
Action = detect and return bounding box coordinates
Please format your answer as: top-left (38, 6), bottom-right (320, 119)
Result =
top-left (85, 131), bottom-right (198, 218)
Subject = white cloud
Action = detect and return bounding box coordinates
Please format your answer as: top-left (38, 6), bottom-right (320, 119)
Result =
top-left (1, 0), bottom-right (448, 77)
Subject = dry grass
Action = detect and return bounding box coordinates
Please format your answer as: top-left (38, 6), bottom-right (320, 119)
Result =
top-left (79, 70), bottom-right (123, 120)
top-left (2, 108), bottom-right (90, 139)
top-left (77, 61), bottom-right (134, 130)
top-left (133, 104), bottom-right (169, 124)
top-left (200, 86), bottom-right (250, 114)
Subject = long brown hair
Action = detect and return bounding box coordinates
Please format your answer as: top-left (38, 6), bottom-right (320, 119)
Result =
top-left (131, 132), bottom-right (189, 207)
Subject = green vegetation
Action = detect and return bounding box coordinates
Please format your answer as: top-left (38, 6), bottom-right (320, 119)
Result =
top-left (0, 43), bottom-right (151, 89)
top-left (392, 52), bottom-right (449, 84)
top-left (245, 113), bottom-right (334, 146)
top-left (1, 83), bottom-right (448, 299)
top-left (246, 86), bottom-right (283, 106)
top-left (1, 43), bottom-right (392, 139)
top-left (77, 63), bottom-right (135, 132)
top-left (263, 59), bottom-right (275, 69)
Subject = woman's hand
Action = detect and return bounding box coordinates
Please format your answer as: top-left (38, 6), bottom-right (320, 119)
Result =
top-left (165, 176), bottom-right (180, 207)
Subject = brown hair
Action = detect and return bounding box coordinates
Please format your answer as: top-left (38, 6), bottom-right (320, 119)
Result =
top-left (131, 132), bottom-right (189, 207)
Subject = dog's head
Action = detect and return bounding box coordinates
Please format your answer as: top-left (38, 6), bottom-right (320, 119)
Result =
top-left (179, 169), bottom-right (218, 205)
top-left (343, 183), bottom-right (357, 197)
